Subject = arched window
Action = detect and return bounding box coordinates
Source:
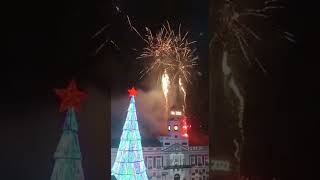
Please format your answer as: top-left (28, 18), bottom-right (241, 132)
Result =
top-left (174, 174), bottom-right (180, 180)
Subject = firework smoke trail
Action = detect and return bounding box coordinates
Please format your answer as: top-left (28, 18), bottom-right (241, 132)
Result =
top-left (161, 70), bottom-right (170, 111)
top-left (229, 78), bottom-right (245, 143)
top-left (233, 139), bottom-right (240, 163)
top-left (91, 23), bottom-right (121, 54)
top-left (211, 0), bottom-right (294, 167)
top-left (223, 50), bottom-right (245, 163)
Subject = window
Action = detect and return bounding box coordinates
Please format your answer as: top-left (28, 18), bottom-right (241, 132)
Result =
top-left (175, 135), bottom-right (178, 138)
top-left (174, 157), bottom-right (179, 165)
top-left (169, 158), bottom-right (174, 166)
top-left (197, 156), bottom-right (203, 166)
top-left (166, 156), bottom-right (171, 166)
top-left (148, 159), bottom-right (153, 169)
top-left (190, 155), bottom-right (196, 165)
top-left (204, 155), bottom-right (209, 165)
top-left (164, 142), bottom-right (170, 146)
top-left (156, 159), bottom-right (161, 169)
top-left (195, 169), bottom-right (198, 173)
top-left (182, 142), bottom-right (187, 145)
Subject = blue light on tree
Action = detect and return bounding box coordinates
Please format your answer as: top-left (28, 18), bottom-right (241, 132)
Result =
top-left (111, 87), bottom-right (148, 180)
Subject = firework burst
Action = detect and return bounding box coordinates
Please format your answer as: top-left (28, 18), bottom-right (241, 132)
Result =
top-left (137, 22), bottom-right (198, 112)
top-left (161, 69), bottom-right (170, 111)
top-left (138, 22), bottom-right (198, 84)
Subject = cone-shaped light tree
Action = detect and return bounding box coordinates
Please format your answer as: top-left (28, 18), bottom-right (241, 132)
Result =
top-left (50, 80), bottom-right (87, 180)
top-left (111, 87), bottom-right (148, 180)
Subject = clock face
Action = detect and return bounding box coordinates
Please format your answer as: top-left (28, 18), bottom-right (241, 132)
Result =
top-left (174, 125), bottom-right (178, 131)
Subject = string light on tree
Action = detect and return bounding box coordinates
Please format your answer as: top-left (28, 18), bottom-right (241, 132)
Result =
top-left (111, 87), bottom-right (148, 180)
top-left (50, 80), bottom-right (87, 180)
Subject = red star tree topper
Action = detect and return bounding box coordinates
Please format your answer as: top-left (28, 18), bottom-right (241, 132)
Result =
top-left (54, 80), bottom-right (87, 112)
top-left (128, 87), bottom-right (137, 97)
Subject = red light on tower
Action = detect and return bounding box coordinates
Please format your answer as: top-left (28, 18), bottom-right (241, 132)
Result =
top-left (181, 116), bottom-right (190, 138)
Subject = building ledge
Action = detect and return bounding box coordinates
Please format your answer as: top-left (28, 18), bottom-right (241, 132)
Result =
top-left (163, 164), bottom-right (194, 170)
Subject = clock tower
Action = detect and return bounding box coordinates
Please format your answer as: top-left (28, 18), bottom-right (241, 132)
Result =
top-left (158, 106), bottom-right (189, 148)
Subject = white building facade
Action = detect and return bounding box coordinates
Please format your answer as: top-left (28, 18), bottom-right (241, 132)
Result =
top-left (111, 110), bottom-right (209, 180)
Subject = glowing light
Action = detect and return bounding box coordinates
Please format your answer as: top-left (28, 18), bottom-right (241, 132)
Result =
top-left (179, 77), bottom-right (187, 113)
top-left (138, 22), bottom-right (198, 84)
top-left (175, 111), bottom-right (182, 116)
top-left (173, 125), bottom-right (178, 131)
top-left (111, 96), bottom-right (148, 179)
top-left (168, 125), bottom-right (171, 131)
top-left (128, 87), bottom-right (138, 97)
top-left (50, 108), bottom-right (85, 180)
top-left (137, 23), bottom-right (198, 116)
top-left (161, 70), bottom-right (170, 111)
top-left (180, 116), bottom-right (190, 138)
top-left (170, 111), bottom-right (182, 116)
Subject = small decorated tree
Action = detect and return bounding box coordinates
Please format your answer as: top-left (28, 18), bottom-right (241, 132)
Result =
top-left (50, 80), bottom-right (87, 180)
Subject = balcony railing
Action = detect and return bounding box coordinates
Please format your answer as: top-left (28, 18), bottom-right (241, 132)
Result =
top-left (163, 164), bottom-right (194, 170)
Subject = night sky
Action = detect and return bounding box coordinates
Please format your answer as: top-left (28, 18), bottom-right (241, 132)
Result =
top-left (1, 0), bottom-right (310, 179)
top-left (1, 0), bottom-right (208, 179)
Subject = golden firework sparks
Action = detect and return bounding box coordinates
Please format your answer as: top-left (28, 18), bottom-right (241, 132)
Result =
top-left (179, 77), bottom-right (187, 113)
top-left (138, 22), bottom-right (198, 85)
top-left (137, 22), bottom-right (198, 115)
top-left (161, 70), bottom-right (170, 111)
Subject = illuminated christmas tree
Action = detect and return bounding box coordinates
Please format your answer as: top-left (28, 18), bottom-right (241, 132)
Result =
top-left (111, 87), bottom-right (148, 180)
top-left (50, 80), bottom-right (87, 180)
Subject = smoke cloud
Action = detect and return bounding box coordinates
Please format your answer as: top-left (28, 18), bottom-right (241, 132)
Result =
top-left (111, 88), bottom-right (167, 139)
top-left (135, 89), bottom-right (167, 136)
